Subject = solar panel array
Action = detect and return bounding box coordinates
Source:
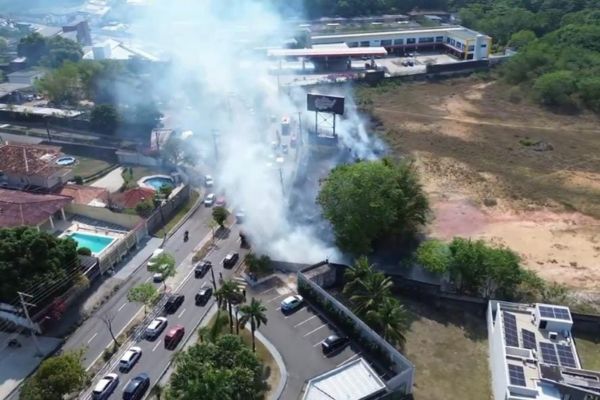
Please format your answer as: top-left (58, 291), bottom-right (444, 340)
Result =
top-left (538, 305), bottom-right (571, 321)
top-left (503, 312), bottom-right (519, 347)
top-left (556, 344), bottom-right (578, 368)
top-left (521, 329), bottom-right (537, 350)
top-left (539, 342), bottom-right (559, 365)
top-left (508, 364), bottom-right (526, 387)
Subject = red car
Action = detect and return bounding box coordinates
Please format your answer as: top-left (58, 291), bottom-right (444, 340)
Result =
top-left (164, 325), bottom-right (185, 350)
top-left (215, 197), bottom-right (226, 207)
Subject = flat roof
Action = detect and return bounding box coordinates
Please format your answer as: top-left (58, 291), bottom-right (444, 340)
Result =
top-left (268, 47), bottom-right (387, 58)
top-left (303, 358), bottom-right (386, 400)
top-left (0, 104), bottom-right (82, 118)
top-left (312, 26), bottom-right (490, 41)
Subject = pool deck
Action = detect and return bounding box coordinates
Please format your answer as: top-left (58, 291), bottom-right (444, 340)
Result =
top-left (137, 174), bottom-right (174, 190)
top-left (58, 221), bottom-right (126, 257)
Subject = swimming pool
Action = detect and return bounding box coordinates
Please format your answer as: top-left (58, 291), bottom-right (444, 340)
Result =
top-left (56, 156), bottom-right (76, 166)
top-left (142, 176), bottom-right (174, 191)
top-left (68, 232), bottom-right (115, 255)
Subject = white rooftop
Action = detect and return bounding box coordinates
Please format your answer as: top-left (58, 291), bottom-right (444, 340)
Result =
top-left (83, 39), bottom-right (159, 62)
top-left (303, 358), bottom-right (386, 400)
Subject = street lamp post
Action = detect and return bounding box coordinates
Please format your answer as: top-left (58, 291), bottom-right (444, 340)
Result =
top-left (209, 265), bottom-right (217, 291)
top-left (159, 200), bottom-right (167, 246)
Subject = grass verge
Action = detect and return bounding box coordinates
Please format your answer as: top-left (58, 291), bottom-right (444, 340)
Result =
top-left (157, 190), bottom-right (200, 238)
top-left (575, 333), bottom-right (600, 371)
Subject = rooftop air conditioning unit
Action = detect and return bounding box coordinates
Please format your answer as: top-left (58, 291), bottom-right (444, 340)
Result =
top-left (549, 332), bottom-right (558, 341)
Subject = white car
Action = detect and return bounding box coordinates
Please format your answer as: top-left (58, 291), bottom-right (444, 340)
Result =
top-left (204, 175), bottom-right (214, 187)
top-left (92, 373), bottom-right (119, 399)
top-left (119, 347), bottom-right (142, 372)
top-left (147, 249), bottom-right (164, 269)
top-left (152, 272), bottom-right (164, 282)
top-left (145, 316), bottom-right (167, 340)
top-left (281, 295), bottom-right (303, 312)
top-left (204, 193), bottom-right (215, 206)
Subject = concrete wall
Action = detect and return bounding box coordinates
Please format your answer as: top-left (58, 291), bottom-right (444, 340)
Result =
top-left (146, 184), bottom-right (191, 234)
top-left (297, 267), bottom-right (415, 394)
top-left (66, 203), bottom-right (142, 229)
top-left (98, 223), bottom-right (146, 273)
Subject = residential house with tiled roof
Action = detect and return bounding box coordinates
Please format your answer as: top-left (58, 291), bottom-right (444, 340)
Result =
top-left (58, 184), bottom-right (109, 207)
top-left (0, 188), bottom-right (71, 229)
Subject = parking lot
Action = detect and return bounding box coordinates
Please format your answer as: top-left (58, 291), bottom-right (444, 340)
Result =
top-left (249, 278), bottom-right (365, 398)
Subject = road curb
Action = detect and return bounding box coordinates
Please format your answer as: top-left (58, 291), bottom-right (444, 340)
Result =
top-left (255, 329), bottom-right (288, 400)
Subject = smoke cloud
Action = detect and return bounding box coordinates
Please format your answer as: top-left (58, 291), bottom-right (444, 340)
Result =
top-left (127, 0), bottom-right (382, 263)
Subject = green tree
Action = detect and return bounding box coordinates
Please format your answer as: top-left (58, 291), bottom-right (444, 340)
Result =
top-left (215, 280), bottom-right (243, 334)
top-left (20, 351), bottom-right (86, 400)
top-left (0, 227), bottom-right (78, 305)
top-left (146, 251), bottom-right (176, 290)
top-left (415, 240), bottom-right (451, 274)
top-left (135, 199), bottom-right (154, 218)
top-left (365, 297), bottom-right (409, 347)
top-left (127, 282), bottom-right (158, 314)
top-left (508, 29), bottom-right (537, 49)
top-left (17, 32), bottom-right (47, 65)
top-left (533, 70), bottom-right (577, 107)
top-left (43, 36), bottom-right (83, 68)
top-left (36, 61), bottom-right (81, 105)
top-left (238, 297), bottom-right (268, 352)
top-left (90, 104), bottom-right (119, 135)
top-left (343, 256), bottom-right (374, 297)
top-left (348, 270), bottom-right (393, 318)
top-left (317, 159), bottom-right (429, 255)
top-left (77, 247), bottom-right (92, 256)
top-left (168, 334), bottom-right (266, 400)
top-left (212, 206), bottom-right (229, 228)
top-left (578, 76), bottom-right (600, 112)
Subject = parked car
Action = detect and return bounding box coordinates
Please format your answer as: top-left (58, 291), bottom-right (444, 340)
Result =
top-left (222, 253), bottom-right (239, 269)
top-left (204, 175), bottom-right (214, 187)
top-left (164, 294), bottom-right (185, 314)
top-left (204, 193), bottom-right (216, 206)
top-left (164, 325), bottom-right (185, 350)
top-left (119, 347), bottom-right (142, 372)
top-left (321, 335), bottom-right (350, 354)
top-left (144, 317), bottom-right (167, 340)
top-left (194, 260), bottom-right (212, 278)
top-left (92, 373), bottom-right (119, 400)
top-left (215, 196), bottom-right (226, 207)
top-left (280, 295), bottom-right (303, 312)
top-left (152, 272), bottom-right (163, 283)
top-left (195, 286), bottom-right (213, 306)
top-left (147, 249), bottom-right (164, 269)
top-left (122, 373), bottom-right (150, 400)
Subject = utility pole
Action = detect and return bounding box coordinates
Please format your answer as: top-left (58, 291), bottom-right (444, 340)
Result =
top-left (278, 167), bottom-right (284, 195)
top-left (212, 129), bottom-right (219, 163)
top-left (209, 265), bottom-right (217, 291)
top-left (17, 292), bottom-right (42, 357)
top-left (44, 118), bottom-right (52, 143)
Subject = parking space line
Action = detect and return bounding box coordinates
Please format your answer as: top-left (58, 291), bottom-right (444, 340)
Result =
top-left (313, 340), bottom-right (324, 347)
top-left (87, 333), bottom-right (98, 344)
top-left (275, 307), bottom-right (281, 311)
top-left (294, 315), bottom-right (317, 327)
top-left (303, 324), bottom-right (327, 337)
top-left (178, 308), bottom-right (186, 318)
top-left (267, 293), bottom-right (288, 303)
top-left (259, 287), bottom-right (275, 295)
top-left (117, 302), bottom-right (127, 312)
top-left (336, 352), bottom-right (361, 367)
top-left (152, 340), bottom-right (161, 352)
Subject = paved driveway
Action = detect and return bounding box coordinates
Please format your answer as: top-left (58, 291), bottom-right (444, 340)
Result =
top-left (90, 167), bottom-right (124, 192)
top-left (249, 278), bottom-right (362, 399)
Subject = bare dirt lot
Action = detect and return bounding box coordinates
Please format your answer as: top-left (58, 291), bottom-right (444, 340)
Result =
top-left (363, 77), bottom-right (600, 290)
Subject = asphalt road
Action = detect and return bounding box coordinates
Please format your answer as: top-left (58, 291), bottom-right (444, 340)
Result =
top-left (63, 199), bottom-right (215, 368)
top-left (248, 281), bottom-right (363, 399)
top-left (84, 223), bottom-right (247, 400)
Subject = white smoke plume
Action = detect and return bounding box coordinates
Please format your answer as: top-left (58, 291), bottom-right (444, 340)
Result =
top-left (127, 0), bottom-right (381, 263)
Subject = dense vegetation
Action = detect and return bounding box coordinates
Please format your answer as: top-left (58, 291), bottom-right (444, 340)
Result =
top-left (20, 351), bottom-right (87, 400)
top-left (317, 158), bottom-right (429, 255)
top-left (167, 334), bottom-right (267, 400)
top-left (18, 32), bottom-right (82, 68)
top-left (0, 227), bottom-right (79, 303)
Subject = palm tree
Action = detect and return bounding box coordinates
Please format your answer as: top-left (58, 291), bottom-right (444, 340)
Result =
top-left (238, 297), bottom-right (268, 352)
top-left (215, 280), bottom-right (242, 334)
top-left (366, 297), bottom-right (409, 347)
top-left (349, 271), bottom-right (393, 318)
top-left (343, 256), bottom-right (374, 296)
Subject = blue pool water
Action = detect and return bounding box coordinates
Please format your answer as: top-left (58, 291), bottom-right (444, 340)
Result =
top-left (69, 232), bottom-right (114, 254)
top-left (143, 176), bottom-right (174, 190)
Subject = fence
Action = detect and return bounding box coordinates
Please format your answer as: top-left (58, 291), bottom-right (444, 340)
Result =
top-left (97, 221), bottom-right (147, 274)
top-left (297, 262), bottom-right (415, 395)
top-left (146, 184), bottom-right (191, 234)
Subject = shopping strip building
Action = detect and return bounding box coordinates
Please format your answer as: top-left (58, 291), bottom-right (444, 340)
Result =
top-left (488, 300), bottom-right (600, 400)
top-left (311, 26), bottom-right (491, 60)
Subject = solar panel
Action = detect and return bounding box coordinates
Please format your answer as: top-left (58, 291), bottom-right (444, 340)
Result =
top-left (508, 365), bottom-right (526, 387)
top-left (554, 308), bottom-right (571, 321)
top-left (503, 312), bottom-right (519, 347)
top-left (556, 344), bottom-right (578, 368)
top-left (539, 306), bottom-right (555, 318)
top-left (539, 342), bottom-right (559, 365)
top-left (521, 329), bottom-right (537, 350)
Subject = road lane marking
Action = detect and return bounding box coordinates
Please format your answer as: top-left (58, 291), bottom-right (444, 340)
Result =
top-left (294, 315), bottom-right (317, 327)
top-left (87, 333), bottom-right (98, 344)
top-left (117, 303), bottom-right (127, 312)
top-left (178, 308), bottom-right (186, 318)
top-left (144, 276), bottom-right (152, 283)
top-left (152, 340), bottom-right (161, 352)
top-left (303, 324), bottom-right (327, 337)
top-left (336, 352), bottom-right (361, 367)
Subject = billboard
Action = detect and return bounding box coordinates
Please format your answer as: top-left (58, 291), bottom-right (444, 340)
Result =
top-left (307, 94), bottom-right (345, 115)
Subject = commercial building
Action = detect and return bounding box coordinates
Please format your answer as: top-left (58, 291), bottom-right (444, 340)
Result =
top-left (311, 26), bottom-right (491, 60)
top-left (488, 300), bottom-right (600, 400)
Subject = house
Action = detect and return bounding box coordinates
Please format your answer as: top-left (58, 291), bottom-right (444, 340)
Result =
top-left (488, 300), bottom-right (600, 400)
top-left (83, 39), bottom-right (159, 62)
top-left (0, 142), bottom-right (74, 190)
top-left (34, 20), bottom-right (92, 46)
top-left (111, 187), bottom-right (155, 209)
top-left (58, 184), bottom-right (109, 207)
top-left (0, 83), bottom-right (33, 104)
top-left (6, 69), bottom-right (46, 85)
top-left (0, 188), bottom-right (71, 229)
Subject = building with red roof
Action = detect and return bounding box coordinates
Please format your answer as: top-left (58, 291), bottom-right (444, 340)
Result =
top-left (111, 187), bottom-right (156, 209)
top-left (0, 188), bottom-right (71, 229)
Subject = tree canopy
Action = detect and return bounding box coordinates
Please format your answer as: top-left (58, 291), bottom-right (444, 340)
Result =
top-left (167, 334), bottom-right (266, 400)
top-left (317, 159), bottom-right (429, 255)
top-left (90, 104), bottom-right (119, 135)
top-left (17, 33), bottom-right (82, 67)
top-left (127, 282), bottom-right (158, 314)
top-left (0, 227), bottom-right (79, 304)
top-left (20, 351), bottom-right (87, 400)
